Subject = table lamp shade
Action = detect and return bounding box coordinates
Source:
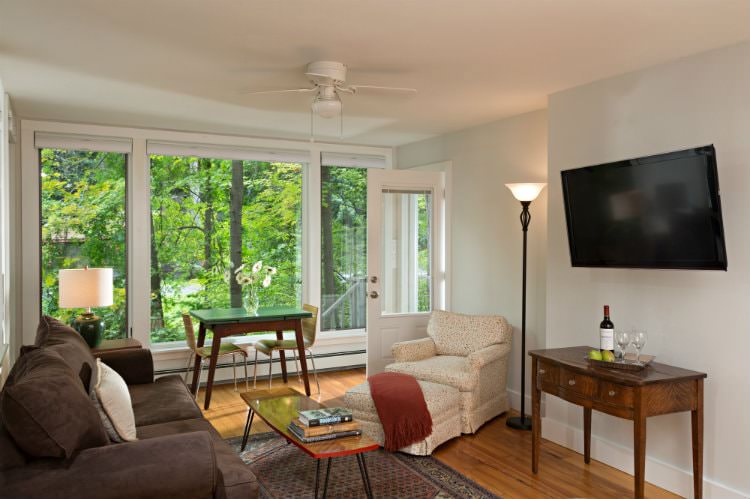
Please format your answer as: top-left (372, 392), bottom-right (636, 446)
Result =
top-left (58, 268), bottom-right (113, 309)
top-left (505, 183), bottom-right (546, 202)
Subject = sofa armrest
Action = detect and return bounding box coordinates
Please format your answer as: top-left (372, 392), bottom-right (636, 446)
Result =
top-left (468, 343), bottom-right (511, 370)
top-left (2, 432), bottom-right (219, 499)
top-left (391, 337), bottom-right (437, 363)
top-left (93, 348), bottom-right (154, 385)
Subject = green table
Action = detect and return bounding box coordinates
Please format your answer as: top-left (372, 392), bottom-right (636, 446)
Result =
top-left (189, 306), bottom-right (313, 409)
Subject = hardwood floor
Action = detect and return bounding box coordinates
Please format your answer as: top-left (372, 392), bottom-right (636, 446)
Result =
top-left (200, 368), bottom-right (681, 499)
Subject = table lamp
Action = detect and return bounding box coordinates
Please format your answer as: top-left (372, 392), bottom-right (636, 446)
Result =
top-left (505, 182), bottom-right (546, 430)
top-left (58, 267), bottom-right (113, 348)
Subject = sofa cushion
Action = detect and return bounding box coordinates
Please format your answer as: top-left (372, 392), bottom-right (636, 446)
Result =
top-left (137, 418), bottom-right (259, 499)
top-left (129, 375), bottom-right (202, 427)
top-left (427, 310), bottom-right (509, 356)
top-left (92, 359), bottom-right (137, 442)
top-left (35, 315), bottom-right (98, 392)
top-left (0, 419), bottom-right (26, 470)
top-left (1, 348), bottom-right (109, 458)
top-left (386, 355), bottom-right (479, 391)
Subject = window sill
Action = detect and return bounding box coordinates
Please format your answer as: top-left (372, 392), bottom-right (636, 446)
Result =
top-left (149, 329), bottom-right (366, 360)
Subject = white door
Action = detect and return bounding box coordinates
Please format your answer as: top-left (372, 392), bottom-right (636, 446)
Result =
top-left (366, 169), bottom-right (446, 375)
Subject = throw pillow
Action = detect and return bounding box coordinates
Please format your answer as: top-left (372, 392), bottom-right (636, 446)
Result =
top-left (35, 315), bottom-right (98, 392)
top-left (92, 358), bottom-right (137, 442)
top-left (1, 348), bottom-right (109, 458)
top-left (427, 309), bottom-right (510, 356)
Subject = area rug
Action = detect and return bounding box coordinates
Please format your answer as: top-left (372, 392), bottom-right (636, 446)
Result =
top-left (226, 433), bottom-right (500, 499)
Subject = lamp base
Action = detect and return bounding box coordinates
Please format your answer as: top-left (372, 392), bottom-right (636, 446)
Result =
top-left (73, 313), bottom-right (104, 348)
top-left (506, 415), bottom-right (532, 431)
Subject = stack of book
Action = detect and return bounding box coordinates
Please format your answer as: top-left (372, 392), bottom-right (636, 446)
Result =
top-left (287, 407), bottom-right (361, 443)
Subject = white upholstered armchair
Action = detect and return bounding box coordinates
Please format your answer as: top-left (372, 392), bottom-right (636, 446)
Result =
top-left (385, 310), bottom-right (512, 433)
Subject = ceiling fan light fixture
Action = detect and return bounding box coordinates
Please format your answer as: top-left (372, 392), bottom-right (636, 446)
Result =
top-left (312, 94), bottom-right (342, 119)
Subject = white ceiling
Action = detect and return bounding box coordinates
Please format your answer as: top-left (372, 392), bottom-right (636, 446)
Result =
top-left (1, 0), bottom-right (748, 146)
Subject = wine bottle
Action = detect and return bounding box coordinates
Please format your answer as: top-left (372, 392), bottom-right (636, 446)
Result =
top-left (600, 305), bottom-right (614, 353)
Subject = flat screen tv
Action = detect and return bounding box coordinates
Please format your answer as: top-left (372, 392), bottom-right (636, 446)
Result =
top-left (561, 145), bottom-right (727, 270)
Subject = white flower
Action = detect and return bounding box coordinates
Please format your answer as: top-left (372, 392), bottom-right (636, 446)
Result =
top-left (240, 275), bottom-right (253, 286)
top-left (252, 261), bottom-right (263, 273)
top-left (266, 266), bottom-right (277, 275)
top-left (234, 264), bottom-right (245, 274)
top-left (262, 275), bottom-right (272, 288)
top-left (223, 270), bottom-right (230, 283)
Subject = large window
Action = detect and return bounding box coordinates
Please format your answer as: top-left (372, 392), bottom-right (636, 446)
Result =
top-left (40, 148), bottom-right (128, 338)
top-left (149, 155), bottom-right (303, 343)
top-left (320, 165), bottom-right (367, 331)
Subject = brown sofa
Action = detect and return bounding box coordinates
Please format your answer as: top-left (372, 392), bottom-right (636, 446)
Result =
top-left (0, 316), bottom-right (258, 499)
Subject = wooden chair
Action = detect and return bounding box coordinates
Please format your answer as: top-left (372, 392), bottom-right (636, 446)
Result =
top-left (182, 313), bottom-right (249, 398)
top-left (247, 304), bottom-right (320, 394)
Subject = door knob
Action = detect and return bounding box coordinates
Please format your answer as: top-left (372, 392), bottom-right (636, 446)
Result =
top-left (369, 291), bottom-right (379, 299)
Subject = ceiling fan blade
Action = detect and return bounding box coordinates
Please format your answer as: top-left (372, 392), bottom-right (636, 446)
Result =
top-left (240, 87), bottom-right (317, 95)
top-left (348, 85), bottom-right (417, 94)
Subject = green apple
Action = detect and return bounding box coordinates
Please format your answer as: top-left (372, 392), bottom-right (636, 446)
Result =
top-left (601, 350), bottom-right (616, 362)
top-left (588, 349), bottom-right (603, 361)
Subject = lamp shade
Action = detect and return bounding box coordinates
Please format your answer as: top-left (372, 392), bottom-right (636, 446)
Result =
top-left (312, 96), bottom-right (342, 119)
top-left (505, 183), bottom-right (547, 202)
top-left (58, 268), bottom-right (113, 309)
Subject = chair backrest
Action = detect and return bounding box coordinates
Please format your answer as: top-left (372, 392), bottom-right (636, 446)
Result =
top-left (181, 313), bottom-right (197, 351)
top-left (302, 304), bottom-right (319, 346)
top-left (427, 309), bottom-right (510, 357)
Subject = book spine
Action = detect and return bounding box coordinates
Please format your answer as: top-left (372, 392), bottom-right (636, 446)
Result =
top-left (302, 415), bottom-right (353, 427)
top-left (288, 425), bottom-right (361, 443)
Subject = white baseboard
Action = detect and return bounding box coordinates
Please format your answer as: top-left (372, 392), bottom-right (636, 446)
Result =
top-left (541, 416), bottom-right (748, 499)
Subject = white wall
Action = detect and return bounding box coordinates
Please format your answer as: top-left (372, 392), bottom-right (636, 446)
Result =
top-left (396, 110), bottom-right (548, 410)
top-left (546, 41), bottom-right (750, 497)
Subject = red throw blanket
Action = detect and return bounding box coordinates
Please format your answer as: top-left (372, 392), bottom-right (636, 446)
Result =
top-left (368, 372), bottom-right (432, 451)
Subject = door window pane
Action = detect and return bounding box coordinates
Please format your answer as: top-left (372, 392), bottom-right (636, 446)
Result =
top-left (381, 190), bottom-right (432, 314)
top-left (40, 148), bottom-right (128, 338)
top-left (320, 166), bottom-right (367, 331)
top-left (150, 156), bottom-right (303, 343)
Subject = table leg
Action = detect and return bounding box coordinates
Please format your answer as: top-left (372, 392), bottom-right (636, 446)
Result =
top-left (322, 458), bottom-right (332, 499)
top-left (203, 333), bottom-right (222, 410)
top-left (634, 393), bottom-right (647, 499)
top-left (357, 453), bottom-right (374, 499)
top-left (584, 406), bottom-right (592, 464)
top-left (692, 379), bottom-right (704, 499)
top-left (190, 322), bottom-right (206, 394)
top-left (314, 459), bottom-right (321, 499)
top-left (240, 409), bottom-right (254, 452)
top-left (531, 356), bottom-right (541, 474)
top-left (275, 330), bottom-right (288, 383)
top-left (294, 320), bottom-right (311, 396)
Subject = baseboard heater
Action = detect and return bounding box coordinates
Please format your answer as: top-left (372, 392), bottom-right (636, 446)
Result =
top-left (154, 348), bottom-right (366, 377)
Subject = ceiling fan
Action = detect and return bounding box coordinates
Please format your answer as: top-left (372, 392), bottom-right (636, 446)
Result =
top-left (242, 61), bottom-right (417, 139)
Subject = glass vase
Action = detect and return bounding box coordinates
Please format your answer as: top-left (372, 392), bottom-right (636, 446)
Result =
top-left (243, 287), bottom-right (259, 314)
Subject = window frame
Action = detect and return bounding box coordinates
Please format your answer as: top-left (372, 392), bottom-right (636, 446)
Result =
top-left (19, 120), bottom-right (391, 354)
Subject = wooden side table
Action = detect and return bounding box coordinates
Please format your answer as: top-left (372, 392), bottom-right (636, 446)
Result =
top-left (91, 337), bottom-right (142, 354)
top-left (529, 346), bottom-right (706, 499)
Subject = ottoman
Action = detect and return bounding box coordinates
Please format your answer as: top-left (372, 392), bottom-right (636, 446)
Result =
top-left (344, 380), bottom-right (461, 456)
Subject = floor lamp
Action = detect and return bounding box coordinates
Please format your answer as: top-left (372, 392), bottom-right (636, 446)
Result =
top-left (505, 182), bottom-right (546, 430)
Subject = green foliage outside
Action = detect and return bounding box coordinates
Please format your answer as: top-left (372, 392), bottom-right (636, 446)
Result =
top-left (40, 149), bottom-right (128, 339)
top-left (150, 156), bottom-right (302, 343)
top-left (320, 166), bottom-right (368, 331)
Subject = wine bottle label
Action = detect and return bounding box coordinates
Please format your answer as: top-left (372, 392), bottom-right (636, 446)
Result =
top-left (600, 329), bottom-right (614, 351)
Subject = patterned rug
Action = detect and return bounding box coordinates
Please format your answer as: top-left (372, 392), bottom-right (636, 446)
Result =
top-left (226, 433), bottom-right (501, 499)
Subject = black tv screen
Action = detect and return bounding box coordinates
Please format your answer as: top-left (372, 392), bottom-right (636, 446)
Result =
top-left (561, 145), bottom-right (727, 270)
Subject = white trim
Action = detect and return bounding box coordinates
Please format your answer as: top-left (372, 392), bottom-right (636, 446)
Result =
top-left (146, 140), bottom-right (309, 163)
top-left (321, 152), bottom-right (387, 168)
top-left (34, 132), bottom-right (132, 154)
top-left (541, 416), bottom-right (749, 499)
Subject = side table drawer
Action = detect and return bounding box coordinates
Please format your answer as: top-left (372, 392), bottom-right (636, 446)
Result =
top-left (597, 381), bottom-right (634, 407)
top-left (559, 368), bottom-right (595, 397)
top-left (536, 361), bottom-right (559, 388)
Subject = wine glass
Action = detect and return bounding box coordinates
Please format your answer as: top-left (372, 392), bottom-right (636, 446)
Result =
top-left (632, 329), bottom-right (648, 364)
top-left (615, 329), bottom-right (631, 361)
